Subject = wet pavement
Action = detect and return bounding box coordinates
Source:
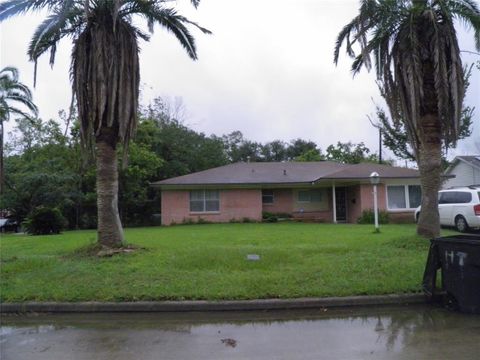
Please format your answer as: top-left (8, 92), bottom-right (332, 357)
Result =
top-left (1, 304), bottom-right (480, 359)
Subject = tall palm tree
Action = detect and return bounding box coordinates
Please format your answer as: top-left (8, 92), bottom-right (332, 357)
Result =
top-left (0, 0), bottom-right (210, 248)
top-left (334, 0), bottom-right (480, 238)
top-left (0, 66), bottom-right (38, 196)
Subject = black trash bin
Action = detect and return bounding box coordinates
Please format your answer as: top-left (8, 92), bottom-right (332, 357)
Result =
top-left (423, 234), bottom-right (480, 314)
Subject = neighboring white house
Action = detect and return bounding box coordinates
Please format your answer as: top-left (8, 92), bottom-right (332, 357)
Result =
top-left (443, 156), bottom-right (480, 188)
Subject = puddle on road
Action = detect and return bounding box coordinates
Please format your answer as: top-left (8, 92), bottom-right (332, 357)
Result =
top-left (1, 305), bottom-right (480, 360)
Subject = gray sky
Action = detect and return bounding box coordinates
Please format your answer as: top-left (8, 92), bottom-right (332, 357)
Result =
top-left (1, 0), bottom-right (479, 159)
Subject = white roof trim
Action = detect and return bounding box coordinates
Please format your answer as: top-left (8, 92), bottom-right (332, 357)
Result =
top-left (446, 156), bottom-right (480, 174)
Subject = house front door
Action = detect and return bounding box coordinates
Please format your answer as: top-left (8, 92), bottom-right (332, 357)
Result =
top-left (335, 187), bottom-right (347, 222)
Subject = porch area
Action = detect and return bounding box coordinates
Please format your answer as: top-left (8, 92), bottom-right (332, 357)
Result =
top-left (261, 183), bottom-right (386, 224)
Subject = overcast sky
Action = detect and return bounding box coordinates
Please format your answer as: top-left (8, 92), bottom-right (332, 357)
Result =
top-left (1, 0), bottom-right (479, 160)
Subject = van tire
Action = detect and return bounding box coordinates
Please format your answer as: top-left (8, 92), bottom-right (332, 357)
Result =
top-left (454, 215), bottom-right (469, 233)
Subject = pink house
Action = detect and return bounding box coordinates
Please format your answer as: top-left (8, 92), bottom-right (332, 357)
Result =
top-left (152, 162), bottom-right (421, 225)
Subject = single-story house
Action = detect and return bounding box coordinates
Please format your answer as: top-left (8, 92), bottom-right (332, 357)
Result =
top-left (443, 155), bottom-right (480, 188)
top-left (151, 161), bottom-right (421, 225)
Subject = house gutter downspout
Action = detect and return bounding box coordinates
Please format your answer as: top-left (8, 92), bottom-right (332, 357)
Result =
top-left (332, 182), bottom-right (337, 224)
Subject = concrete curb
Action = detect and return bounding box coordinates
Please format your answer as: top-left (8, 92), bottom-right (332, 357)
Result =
top-left (0, 294), bottom-right (427, 313)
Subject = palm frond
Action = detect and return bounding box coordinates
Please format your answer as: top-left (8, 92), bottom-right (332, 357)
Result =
top-left (71, 15), bottom-right (140, 158)
top-left (3, 94), bottom-right (38, 114)
top-left (189, 0), bottom-right (201, 9)
top-left (0, 66), bottom-right (38, 123)
top-left (121, 1), bottom-right (210, 59)
top-left (0, 0), bottom-right (64, 21)
top-left (28, 0), bottom-right (80, 64)
top-left (0, 67), bottom-right (19, 82)
top-left (143, 7), bottom-right (208, 59)
top-left (335, 0), bottom-right (479, 154)
top-left (3, 105), bottom-right (37, 120)
top-left (447, 0), bottom-right (480, 50)
top-left (334, 19), bottom-right (359, 64)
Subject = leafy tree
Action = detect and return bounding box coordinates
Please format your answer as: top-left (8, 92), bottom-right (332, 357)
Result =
top-left (334, 0), bottom-right (480, 238)
top-left (261, 140), bottom-right (288, 161)
top-left (372, 106), bottom-right (473, 163)
top-left (4, 114), bottom-right (164, 230)
top-left (295, 148), bottom-right (325, 162)
top-left (326, 141), bottom-right (378, 164)
top-left (119, 142), bottom-right (163, 226)
top-left (286, 139), bottom-right (319, 160)
top-left (7, 117), bottom-right (65, 154)
top-left (0, 0), bottom-right (210, 248)
top-left (139, 99), bottom-right (228, 179)
top-left (2, 118), bottom-right (83, 224)
top-left (222, 131), bottom-right (263, 163)
top-left (0, 66), bottom-right (37, 195)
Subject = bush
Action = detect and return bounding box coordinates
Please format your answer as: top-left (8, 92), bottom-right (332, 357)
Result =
top-left (197, 217), bottom-right (212, 225)
top-left (357, 209), bottom-right (389, 224)
top-left (262, 211), bottom-right (278, 223)
top-left (80, 213), bottom-right (97, 229)
top-left (181, 218), bottom-right (196, 225)
top-left (262, 211), bottom-right (292, 223)
top-left (24, 207), bottom-right (67, 235)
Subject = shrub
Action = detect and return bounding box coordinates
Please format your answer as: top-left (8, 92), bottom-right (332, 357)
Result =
top-left (80, 213), bottom-right (97, 229)
top-left (357, 209), bottom-right (389, 224)
top-left (24, 207), bottom-right (67, 235)
top-left (181, 218), bottom-right (196, 225)
top-left (262, 211), bottom-right (278, 223)
top-left (262, 211), bottom-right (292, 223)
top-left (197, 217), bottom-right (212, 225)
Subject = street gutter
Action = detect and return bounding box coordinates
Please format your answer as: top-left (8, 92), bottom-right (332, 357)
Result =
top-left (0, 293), bottom-right (427, 313)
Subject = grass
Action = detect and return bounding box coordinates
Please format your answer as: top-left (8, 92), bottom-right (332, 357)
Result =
top-left (0, 223), bottom-right (458, 302)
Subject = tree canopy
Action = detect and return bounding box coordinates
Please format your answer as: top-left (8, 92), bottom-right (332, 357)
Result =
top-left (2, 96), bottom-right (386, 229)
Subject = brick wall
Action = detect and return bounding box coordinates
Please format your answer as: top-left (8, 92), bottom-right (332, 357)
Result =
top-left (262, 189), bottom-right (294, 213)
top-left (161, 189), bottom-right (262, 225)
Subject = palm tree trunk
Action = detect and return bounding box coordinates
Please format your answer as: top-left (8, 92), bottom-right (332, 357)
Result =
top-left (416, 114), bottom-right (442, 238)
top-left (96, 139), bottom-right (124, 247)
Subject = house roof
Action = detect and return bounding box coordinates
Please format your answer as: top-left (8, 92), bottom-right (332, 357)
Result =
top-left (447, 155), bottom-right (480, 172)
top-left (152, 161), bottom-right (420, 188)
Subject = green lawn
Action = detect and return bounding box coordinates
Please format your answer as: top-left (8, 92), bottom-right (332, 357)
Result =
top-left (0, 223), bottom-right (457, 302)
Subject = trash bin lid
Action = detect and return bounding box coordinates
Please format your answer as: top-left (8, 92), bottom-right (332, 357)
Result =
top-left (432, 235), bottom-right (480, 246)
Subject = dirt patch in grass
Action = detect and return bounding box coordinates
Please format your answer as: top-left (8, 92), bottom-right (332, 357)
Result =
top-left (66, 243), bottom-right (144, 259)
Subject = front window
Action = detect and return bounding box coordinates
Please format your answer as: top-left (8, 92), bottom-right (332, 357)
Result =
top-left (387, 185), bottom-right (421, 210)
top-left (190, 190), bottom-right (219, 212)
top-left (297, 189), bottom-right (323, 203)
top-left (298, 190), bottom-right (310, 202)
top-left (262, 190), bottom-right (274, 204)
top-left (408, 185), bottom-right (422, 208)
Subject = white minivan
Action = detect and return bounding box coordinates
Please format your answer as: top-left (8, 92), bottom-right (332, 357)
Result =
top-left (415, 186), bottom-right (480, 232)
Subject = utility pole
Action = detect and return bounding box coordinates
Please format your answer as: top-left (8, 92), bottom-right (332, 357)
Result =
top-left (378, 128), bottom-right (382, 164)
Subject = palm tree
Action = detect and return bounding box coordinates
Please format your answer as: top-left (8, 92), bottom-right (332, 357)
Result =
top-left (0, 0), bottom-right (210, 248)
top-left (334, 0), bottom-right (480, 238)
top-left (0, 66), bottom-right (38, 196)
